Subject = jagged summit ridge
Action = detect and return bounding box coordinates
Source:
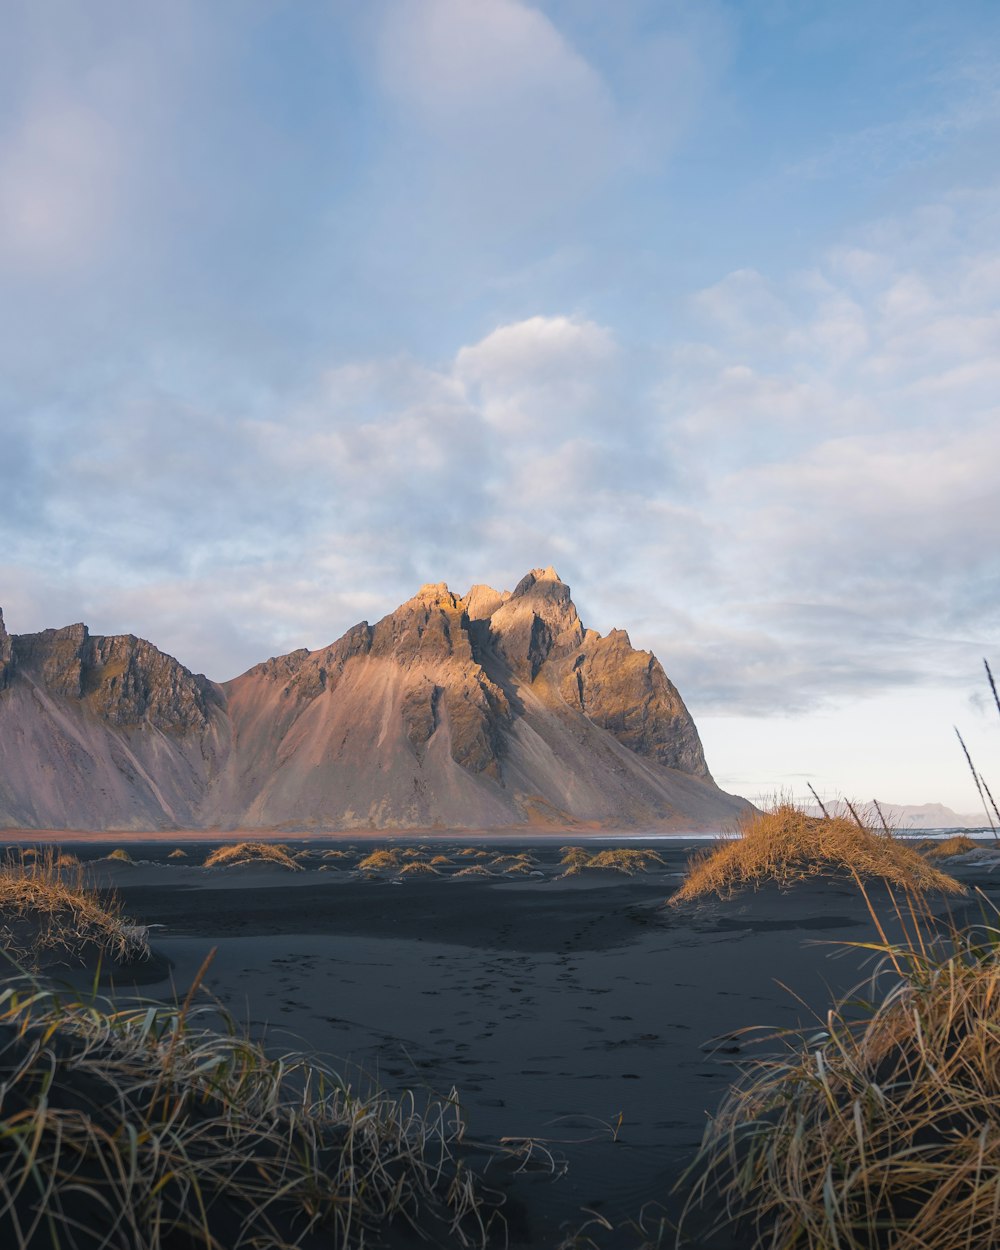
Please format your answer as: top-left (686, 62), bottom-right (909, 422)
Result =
top-left (0, 574), bottom-right (747, 831)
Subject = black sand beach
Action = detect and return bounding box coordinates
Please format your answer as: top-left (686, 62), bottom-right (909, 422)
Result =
top-left (6, 836), bottom-right (998, 1247)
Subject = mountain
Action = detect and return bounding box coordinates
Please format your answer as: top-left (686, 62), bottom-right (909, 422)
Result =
top-left (870, 801), bottom-right (988, 830)
top-left (0, 570), bottom-right (750, 832)
top-left (805, 800), bottom-right (989, 830)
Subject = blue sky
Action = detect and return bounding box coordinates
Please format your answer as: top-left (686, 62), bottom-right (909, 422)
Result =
top-left (2, 0), bottom-right (999, 811)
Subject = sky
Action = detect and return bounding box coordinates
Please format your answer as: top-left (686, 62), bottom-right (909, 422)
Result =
top-left (1, 0), bottom-right (999, 813)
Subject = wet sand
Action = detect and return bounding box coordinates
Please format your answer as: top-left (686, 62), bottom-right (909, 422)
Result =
top-left (14, 838), bottom-right (1000, 1247)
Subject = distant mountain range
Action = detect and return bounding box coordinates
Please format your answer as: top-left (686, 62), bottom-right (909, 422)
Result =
top-left (806, 801), bottom-right (990, 831)
top-left (0, 568), bottom-right (750, 832)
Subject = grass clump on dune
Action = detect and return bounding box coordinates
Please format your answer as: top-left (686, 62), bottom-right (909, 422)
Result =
top-left (679, 903), bottom-right (1000, 1250)
top-left (560, 847), bottom-right (590, 868)
top-left (168, 848), bottom-right (188, 859)
top-left (584, 848), bottom-right (664, 874)
top-left (105, 847), bottom-right (134, 863)
top-left (453, 865), bottom-right (494, 878)
top-left (357, 848), bottom-right (400, 873)
top-left (558, 848), bottom-right (665, 877)
top-left (0, 850), bottom-right (148, 968)
top-left (398, 862), bottom-right (438, 877)
top-left (0, 975), bottom-right (496, 1250)
top-left (671, 804), bottom-right (963, 904)
top-left (203, 842), bottom-right (302, 871)
top-left (489, 855), bottom-right (534, 873)
top-left (918, 834), bottom-right (980, 859)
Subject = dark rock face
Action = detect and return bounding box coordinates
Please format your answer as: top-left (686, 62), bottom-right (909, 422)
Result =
top-left (0, 577), bottom-right (747, 831)
top-left (556, 629), bottom-right (710, 777)
top-left (11, 625), bottom-right (217, 731)
top-left (0, 609), bottom-right (12, 690)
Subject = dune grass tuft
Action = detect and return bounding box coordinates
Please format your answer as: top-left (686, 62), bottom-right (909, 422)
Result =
top-left (558, 848), bottom-right (665, 877)
top-left (918, 834), bottom-right (980, 860)
top-left (671, 803), bottom-right (963, 904)
top-left (399, 861), bottom-right (438, 876)
top-left (0, 975), bottom-right (497, 1249)
top-left (429, 854), bottom-right (453, 866)
top-left (489, 854), bottom-right (535, 873)
top-left (357, 848), bottom-right (401, 873)
top-left (0, 850), bottom-right (148, 968)
top-left (560, 847), bottom-right (590, 868)
top-left (679, 899), bottom-right (1000, 1250)
top-left (105, 847), bottom-right (134, 863)
top-left (203, 842), bottom-right (302, 871)
top-left (167, 847), bottom-right (188, 859)
top-left (584, 848), bottom-right (665, 874)
top-left (453, 865), bottom-right (494, 878)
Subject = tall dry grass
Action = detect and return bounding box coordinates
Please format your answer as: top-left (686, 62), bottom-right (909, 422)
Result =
top-left (678, 897), bottom-right (1000, 1250)
top-left (678, 664), bottom-right (1000, 1247)
top-left (0, 972), bottom-right (498, 1248)
top-left (0, 849), bottom-right (148, 968)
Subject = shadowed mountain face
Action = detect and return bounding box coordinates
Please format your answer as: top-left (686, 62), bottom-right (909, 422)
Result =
top-left (0, 570), bottom-right (750, 831)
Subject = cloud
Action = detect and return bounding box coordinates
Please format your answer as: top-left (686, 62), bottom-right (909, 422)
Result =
top-left (455, 314), bottom-right (617, 436)
top-left (376, 0), bottom-right (617, 220)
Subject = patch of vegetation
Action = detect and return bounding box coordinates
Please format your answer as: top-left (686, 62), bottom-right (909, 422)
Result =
top-left (399, 862), bottom-right (438, 876)
top-left (0, 850), bottom-right (148, 968)
top-left (168, 848), bottom-right (188, 859)
top-left (453, 866), bottom-right (494, 878)
top-left (357, 849), bottom-right (401, 873)
top-left (584, 848), bottom-right (665, 875)
top-left (918, 834), bottom-right (980, 859)
top-left (105, 848), bottom-right (134, 863)
top-left (203, 843), bottom-right (302, 871)
top-left (679, 900), bottom-right (1000, 1250)
top-left (557, 848), bottom-right (665, 877)
top-left (0, 975), bottom-right (498, 1249)
top-left (559, 847), bottom-right (590, 868)
top-left (671, 804), bottom-right (963, 904)
top-left (489, 854), bottom-right (535, 873)
top-left (429, 855), bottom-right (453, 866)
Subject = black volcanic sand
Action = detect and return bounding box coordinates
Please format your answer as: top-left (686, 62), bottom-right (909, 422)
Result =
top-left (16, 839), bottom-right (1000, 1249)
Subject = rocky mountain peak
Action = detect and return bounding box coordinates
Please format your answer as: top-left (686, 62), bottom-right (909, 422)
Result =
top-left (370, 582), bottom-right (472, 666)
top-left (413, 582), bottom-right (461, 609)
top-left (510, 565), bottom-right (566, 599)
top-left (9, 622), bottom-right (216, 732)
top-left (463, 584), bottom-right (510, 621)
top-left (489, 566), bottom-right (584, 679)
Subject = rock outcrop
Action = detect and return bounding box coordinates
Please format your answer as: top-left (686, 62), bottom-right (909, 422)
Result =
top-left (0, 609), bottom-right (12, 690)
top-left (0, 571), bottom-right (750, 831)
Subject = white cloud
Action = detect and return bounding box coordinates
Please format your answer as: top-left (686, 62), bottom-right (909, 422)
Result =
top-left (455, 314), bottom-right (616, 435)
top-left (376, 0), bottom-right (617, 220)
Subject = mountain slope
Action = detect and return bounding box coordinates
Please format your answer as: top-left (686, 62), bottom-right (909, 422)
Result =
top-left (0, 615), bottom-right (229, 829)
top-left (0, 571), bottom-right (749, 831)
